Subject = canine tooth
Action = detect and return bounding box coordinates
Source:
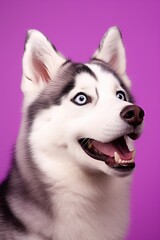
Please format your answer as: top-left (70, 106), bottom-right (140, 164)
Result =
top-left (118, 159), bottom-right (122, 164)
top-left (114, 152), bottom-right (120, 163)
top-left (115, 152), bottom-right (135, 164)
top-left (132, 150), bottom-right (136, 159)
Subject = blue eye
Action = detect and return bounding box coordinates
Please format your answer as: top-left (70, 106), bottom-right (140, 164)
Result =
top-left (116, 91), bottom-right (127, 101)
top-left (72, 92), bottom-right (91, 106)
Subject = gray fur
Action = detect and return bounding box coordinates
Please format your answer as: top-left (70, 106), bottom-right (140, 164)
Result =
top-left (0, 28), bottom-right (143, 240)
top-left (0, 61), bottom-right (104, 240)
top-left (27, 62), bottom-right (97, 126)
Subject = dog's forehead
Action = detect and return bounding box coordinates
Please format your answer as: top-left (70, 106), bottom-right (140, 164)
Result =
top-left (74, 62), bottom-right (134, 102)
top-left (86, 63), bottom-right (119, 85)
top-left (74, 63), bottom-right (120, 90)
top-left (57, 61), bottom-right (121, 90)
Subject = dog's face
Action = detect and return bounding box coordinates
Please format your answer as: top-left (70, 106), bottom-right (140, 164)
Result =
top-left (21, 28), bottom-right (144, 178)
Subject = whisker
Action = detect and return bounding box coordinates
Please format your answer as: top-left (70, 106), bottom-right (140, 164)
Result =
top-left (80, 138), bottom-right (96, 149)
top-left (81, 138), bottom-right (90, 148)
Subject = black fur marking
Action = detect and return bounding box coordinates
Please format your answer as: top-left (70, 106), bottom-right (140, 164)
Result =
top-left (0, 179), bottom-right (26, 232)
top-left (51, 42), bottom-right (58, 52)
top-left (73, 63), bottom-right (97, 80)
top-left (24, 31), bottom-right (30, 51)
top-left (91, 58), bottom-right (134, 103)
top-left (54, 80), bottom-right (75, 105)
top-left (61, 59), bottom-right (71, 67)
top-left (27, 62), bottom-right (97, 127)
top-left (0, 155), bottom-right (27, 233)
top-left (0, 148), bottom-right (53, 237)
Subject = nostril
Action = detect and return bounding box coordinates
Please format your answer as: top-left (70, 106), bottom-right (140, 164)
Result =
top-left (139, 109), bottom-right (145, 119)
top-left (124, 110), bottom-right (135, 119)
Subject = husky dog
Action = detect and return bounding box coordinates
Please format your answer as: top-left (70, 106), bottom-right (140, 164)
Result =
top-left (0, 27), bottom-right (144, 240)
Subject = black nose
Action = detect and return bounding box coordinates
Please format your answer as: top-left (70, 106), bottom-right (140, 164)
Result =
top-left (120, 105), bottom-right (144, 127)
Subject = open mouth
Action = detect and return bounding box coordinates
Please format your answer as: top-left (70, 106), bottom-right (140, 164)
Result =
top-left (79, 136), bottom-right (135, 173)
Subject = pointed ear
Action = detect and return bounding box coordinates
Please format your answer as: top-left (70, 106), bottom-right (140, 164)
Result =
top-left (21, 30), bottom-right (66, 105)
top-left (93, 27), bottom-right (130, 88)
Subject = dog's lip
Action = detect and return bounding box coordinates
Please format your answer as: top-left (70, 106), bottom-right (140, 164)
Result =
top-left (128, 132), bottom-right (140, 140)
top-left (78, 136), bottom-right (135, 172)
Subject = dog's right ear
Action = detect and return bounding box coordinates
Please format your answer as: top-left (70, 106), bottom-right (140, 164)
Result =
top-left (22, 30), bottom-right (66, 106)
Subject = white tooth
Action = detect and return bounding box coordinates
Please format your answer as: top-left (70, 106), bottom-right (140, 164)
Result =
top-left (118, 159), bottom-right (122, 164)
top-left (114, 152), bottom-right (120, 163)
top-left (120, 159), bottom-right (134, 163)
top-left (132, 150), bottom-right (136, 159)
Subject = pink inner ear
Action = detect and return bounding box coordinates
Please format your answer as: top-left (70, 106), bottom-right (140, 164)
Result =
top-left (109, 52), bottom-right (117, 68)
top-left (32, 57), bottom-right (50, 83)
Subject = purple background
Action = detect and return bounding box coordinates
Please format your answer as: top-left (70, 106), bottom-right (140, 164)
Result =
top-left (0, 0), bottom-right (160, 239)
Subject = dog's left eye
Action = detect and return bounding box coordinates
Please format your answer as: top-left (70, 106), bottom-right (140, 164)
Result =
top-left (116, 91), bottom-right (127, 101)
top-left (72, 92), bottom-right (91, 106)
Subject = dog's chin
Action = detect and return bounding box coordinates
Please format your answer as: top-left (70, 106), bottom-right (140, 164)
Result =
top-left (78, 135), bottom-right (136, 177)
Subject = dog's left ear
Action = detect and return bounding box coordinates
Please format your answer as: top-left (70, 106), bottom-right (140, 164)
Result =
top-left (93, 27), bottom-right (130, 88)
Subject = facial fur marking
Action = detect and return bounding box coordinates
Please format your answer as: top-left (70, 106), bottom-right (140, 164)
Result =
top-left (73, 63), bottom-right (97, 81)
top-left (95, 87), bottom-right (99, 102)
top-left (55, 80), bottom-right (75, 105)
top-left (90, 59), bottom-right (134, 103)
top-left (27, 62), bottom-right (97, 127)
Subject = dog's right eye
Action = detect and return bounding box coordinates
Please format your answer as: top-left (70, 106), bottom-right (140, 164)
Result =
top-left (116, 90), bottom-right (127, 101)
top-left (71, 92), bottom-right (91, 106)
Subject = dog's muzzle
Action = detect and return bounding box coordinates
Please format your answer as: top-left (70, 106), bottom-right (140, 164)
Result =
top-left (79, 105), bottom-right (144, 175)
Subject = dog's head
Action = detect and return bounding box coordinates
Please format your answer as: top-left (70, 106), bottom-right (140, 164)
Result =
top-left (21, 27), bottom-right (144, 178)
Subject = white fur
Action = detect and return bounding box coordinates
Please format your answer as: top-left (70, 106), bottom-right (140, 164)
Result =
top-left (16, 27), bottom-right (142, 239)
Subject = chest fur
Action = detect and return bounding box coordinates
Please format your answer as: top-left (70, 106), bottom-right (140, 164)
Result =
top-left (51, 178), bottom-right (130, 240)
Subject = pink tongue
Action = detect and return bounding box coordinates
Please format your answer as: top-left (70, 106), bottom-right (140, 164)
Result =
top-left (93, 138), bottom-right (132, 160)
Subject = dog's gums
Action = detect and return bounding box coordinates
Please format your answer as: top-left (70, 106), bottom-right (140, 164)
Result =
top-left (79, 137), bottom-right (135, 172)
